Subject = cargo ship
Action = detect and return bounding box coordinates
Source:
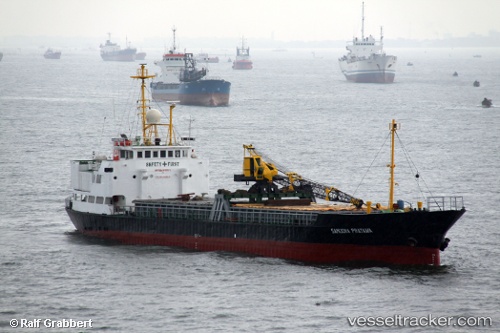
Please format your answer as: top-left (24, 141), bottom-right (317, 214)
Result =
top-left (100, 33), bottom-right (137, 62)
top-left (43, 48), bottom-right (61, 59)
top-left (178, 53), bottom-right (230, 107)
top-left (338, 2), bottom-right (397, 83)
top-left (65, 64), bottom-right (465, 266)
top-left (151, 28), bottom-right (230, 106)
top-left (232, 37), bottom-right (253, 70)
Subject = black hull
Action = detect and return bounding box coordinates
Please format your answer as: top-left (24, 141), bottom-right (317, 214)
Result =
top-left (66, 206), bottom-right (465, 266)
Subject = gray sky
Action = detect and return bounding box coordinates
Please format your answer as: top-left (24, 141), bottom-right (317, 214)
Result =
top-left (1, 0), bottom-right (499, 43)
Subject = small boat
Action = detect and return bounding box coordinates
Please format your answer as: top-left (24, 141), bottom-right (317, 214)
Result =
top-left (453, 71), bottom-right (458, 77)
top-left (407, 62), bottom-right (413, 66)
top-left (482, 98), bottom-right (492, 108)
top-left (473, 80), bottom-right (480, 87)
top-left (65, 64), bottom-right (465, 266)
top-left (233, 37), bottom-right (253, 70)
top-left (44, 48), bottom-right (61, 59)
top-left (100, 33), bottom-right (136, 62)
top-left (338, 2), bottom-right (397, 83)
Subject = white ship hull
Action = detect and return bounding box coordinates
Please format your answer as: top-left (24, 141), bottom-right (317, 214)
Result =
top-left (339, 54), bottom-right (396, 83)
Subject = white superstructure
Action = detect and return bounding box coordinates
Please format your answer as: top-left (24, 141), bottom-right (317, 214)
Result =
top-left (153, 27), bottom-right (185, 84)
top-left (68, 65), bottom-right (209, 216)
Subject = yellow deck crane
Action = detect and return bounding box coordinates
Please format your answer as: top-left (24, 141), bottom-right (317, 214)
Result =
top-left (233, 145), bottom-right (364, 208)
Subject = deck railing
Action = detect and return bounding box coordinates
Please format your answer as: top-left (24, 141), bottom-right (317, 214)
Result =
top-left (427, 196), bottom-right (465, 211)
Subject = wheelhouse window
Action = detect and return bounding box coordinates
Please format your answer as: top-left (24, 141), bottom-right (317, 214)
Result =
top-left (153, 151), bottom-right (158, 158)
top-left (145, 151), bottom-right (151, 158)
top-left (137, 151), bottom-right (143, 158)
top-left (160, 150), bottom-right (166, 158)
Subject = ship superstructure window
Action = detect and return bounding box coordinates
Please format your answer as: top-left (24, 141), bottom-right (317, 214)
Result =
top-left (175, 150), bottom-right (180, 157)
top-left (182, 150), bottom-right (188, 157)
top-left (119, 150), bottom-right (134, 159)
top-left (137, 151), bottom-right (143, 158)
top-left (145, 151), bottom-right (151, 158)
top-left (96, 196), bottom-right (104, 204)
top-left (160, 150), bottom-right (166, 158)
top-left (153, 151), bottom-right (158, 158)
top-left (168, 151), bottom-right (173, 158)
top-left (89, 196), bottom-right (95, 203)
top-left (105, 197), bottom-right (112, 204)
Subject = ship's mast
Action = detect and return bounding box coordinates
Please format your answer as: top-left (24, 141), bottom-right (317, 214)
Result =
top-left (172, 26), bottom-right (177, 52)
top-left (168, 104), bottom-right (175, 146)
top-left (361, 2), bottom-right (365, 40)
top-left (380, 26), bottom-right (384, 48)
top-left (130, 64), bottom-right (155, 145)
top-left (388, 119), bottom-right (399, 211)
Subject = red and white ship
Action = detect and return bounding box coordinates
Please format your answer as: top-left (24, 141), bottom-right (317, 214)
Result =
top-left (232, 37), bottom-right (253, 70)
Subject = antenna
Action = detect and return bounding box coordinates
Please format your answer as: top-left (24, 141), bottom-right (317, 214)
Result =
top-left (361, 2), bottom-right (365, 39)
top-left (172, 26), bottom-right (177, 52)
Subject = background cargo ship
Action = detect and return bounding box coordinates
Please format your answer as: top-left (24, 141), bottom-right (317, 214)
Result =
top-left (338, 2), bottom-right (397, 83)
top-left (151, 28), bottom-right (230, 106)
top-left (43, 48), bottom-right (61, 59)
top-left (100, 33), bottom-right (137, 62)
top-left (65, 65), bottom-right (465, 266)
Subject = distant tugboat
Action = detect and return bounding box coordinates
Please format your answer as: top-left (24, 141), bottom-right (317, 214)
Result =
top-left (338, 2), bottom-right (397, 83)
top-left (44, 48), bottom-right (61, 59)
top-left (232, 37), bottom-right (253, 70)
top-left (100, 33), bottom-right (136, 62)
top-left (65, 64), bottom-right (465, 266)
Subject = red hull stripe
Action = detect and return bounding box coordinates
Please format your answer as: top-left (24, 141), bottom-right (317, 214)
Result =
top-left (83, 230), bottom-right (441, 266)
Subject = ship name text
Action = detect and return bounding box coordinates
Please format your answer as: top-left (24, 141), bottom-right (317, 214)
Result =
top-left (331, 228), bottom-right (373, 234)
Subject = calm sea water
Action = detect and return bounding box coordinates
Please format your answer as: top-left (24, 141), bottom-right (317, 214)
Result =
top-left (1, 47), bottom-right (499, 332)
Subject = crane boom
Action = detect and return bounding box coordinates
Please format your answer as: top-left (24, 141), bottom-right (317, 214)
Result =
top-left (234, 145), bottom-right (363, 208)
